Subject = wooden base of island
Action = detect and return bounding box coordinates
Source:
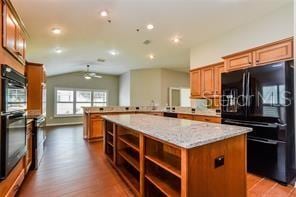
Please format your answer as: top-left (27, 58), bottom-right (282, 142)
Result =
top-left (104, 120), bottom-right (247, 197)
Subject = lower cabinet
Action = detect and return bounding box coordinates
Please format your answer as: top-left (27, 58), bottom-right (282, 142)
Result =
top-left (84, 113), bottom-right (104, 141)
top-left (178, 113), bottom-right (221, 123)
top-left (194, 115), bottom-right (221, 123)
top-left (177, 114), bottom-right (193, 120)
top-left (90, 117), bottom-right (104, 139)
top-left (0, 159), bottom-right (25, 196)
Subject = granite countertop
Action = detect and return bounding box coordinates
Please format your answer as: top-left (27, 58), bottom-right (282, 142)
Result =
top-left (102, 114), bottom-right (252, 149)
top-left (85, 109), bottom-right (220, 117)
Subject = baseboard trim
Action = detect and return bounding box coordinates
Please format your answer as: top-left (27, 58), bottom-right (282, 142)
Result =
top-left (46, 122), bottom-right (83, 127)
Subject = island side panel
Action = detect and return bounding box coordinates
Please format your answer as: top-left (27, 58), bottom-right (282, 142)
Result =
top-left (187, 135), bottom-right (247, 197)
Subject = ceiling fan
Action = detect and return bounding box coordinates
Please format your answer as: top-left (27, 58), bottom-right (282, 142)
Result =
top-left (83, 65), bottom-right (102, 80)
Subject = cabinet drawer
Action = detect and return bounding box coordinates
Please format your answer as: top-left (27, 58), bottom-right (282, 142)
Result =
top-left (254, 40), bottom-right (293, 65)
top-left (225, 52), bottom-right (253, 72)
top-left (5, 169), bottom-right (25, 197)
top-left (194, 116), bottom-right (221, 123)
top-left (177, 114), bottom-right (193, 120)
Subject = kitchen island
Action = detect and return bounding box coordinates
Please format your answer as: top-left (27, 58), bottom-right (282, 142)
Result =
top-left (102, 114), bottom-right (252, 197)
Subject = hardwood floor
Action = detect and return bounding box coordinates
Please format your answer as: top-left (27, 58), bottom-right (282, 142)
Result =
top-left (18, 125), bottom-right (295, 197)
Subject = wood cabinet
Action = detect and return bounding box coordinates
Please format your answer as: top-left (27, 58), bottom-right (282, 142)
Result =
top-left (84, 113), bottom-right (104, 141)
top-left (190, 62), bottom-right (225, 98)
top-left (178, 113), bottom-right (221, 123)
top-left (224, 52), bottom-right (252, 72)
top-left (224, 38), bottom-right (293, 72)
top-left (2, 1), bottom-right (27, 65)
top-left (90, 114), bottom-right (104, 139)
top-left (177, 114), bottom-right (193, 120)
top-left (193, 115), bottom-right (221, 123)
top-left (254, 39), bottom-right (293, 65)
top-left (201, 66), bottom-right (215, 96)
top-left (104, 119), bottom-right (247, 197)
top-left (214, 63), bottom-right (225, 95)
top-left (190, 69), bottom-right (201, 97)
top-left (0, 158), bottom-right (25, 196)
top-left (26, 62), bottom-right (46, 116)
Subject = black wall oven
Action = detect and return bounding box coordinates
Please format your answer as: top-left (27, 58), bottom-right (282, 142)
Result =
top-left (0, 65), bottom-right (27, 179)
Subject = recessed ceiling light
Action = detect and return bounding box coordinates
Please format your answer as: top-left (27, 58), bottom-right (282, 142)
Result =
top-left (172, 37), bottom-right (180, 43)
top-left (55, 48), bottom-right (62, 54)
top-left (51, 27), bottom-right (61, 35)
top-left (146, 24), bottom-right (154, 30)
top-left (149, 54), bottom-right (155, 60)
top-left (109, 50), bottom-right (119, 56)
top-left (100, 10), bottom-right (108, 17)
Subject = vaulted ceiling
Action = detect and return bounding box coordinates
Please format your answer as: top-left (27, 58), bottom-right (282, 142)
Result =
top-left (12, 0), bottom-right (292, 76)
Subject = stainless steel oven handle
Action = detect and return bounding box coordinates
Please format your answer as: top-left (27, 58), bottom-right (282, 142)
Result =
top-left (248, 138), bottom-right (278, 145)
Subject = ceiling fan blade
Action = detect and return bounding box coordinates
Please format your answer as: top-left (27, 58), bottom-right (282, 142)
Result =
top-left (93, 75), bottom-right (103, 79)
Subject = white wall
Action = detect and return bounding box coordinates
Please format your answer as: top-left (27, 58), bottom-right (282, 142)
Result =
top-left (190, 3), bottom-right (294, 69)
top-left (119, 72), bottom-right (131, 106)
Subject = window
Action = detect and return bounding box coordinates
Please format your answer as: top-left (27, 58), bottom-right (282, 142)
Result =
top-left (55, 88), bottom-right (108, 116)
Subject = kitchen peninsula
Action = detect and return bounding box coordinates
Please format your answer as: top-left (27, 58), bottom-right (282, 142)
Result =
top-left (102, 114), bottom-right (252, 196)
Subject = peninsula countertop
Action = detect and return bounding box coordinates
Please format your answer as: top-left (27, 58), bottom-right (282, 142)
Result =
top-left (102, 114), bottom-right (252, 149)
top-left (84, 109), bottom-right (220, 117)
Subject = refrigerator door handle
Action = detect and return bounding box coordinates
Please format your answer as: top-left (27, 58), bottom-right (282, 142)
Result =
top-left (242, 72), bottom-right (246, 97)
top-left (246, 72), bottom-right (250, 106)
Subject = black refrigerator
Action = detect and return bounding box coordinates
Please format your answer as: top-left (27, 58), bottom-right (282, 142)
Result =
top-left (221, 60), bottom-right (295, 184)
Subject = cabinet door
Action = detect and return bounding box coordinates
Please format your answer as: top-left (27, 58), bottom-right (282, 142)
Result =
top-left (214, 63), bottom-right (225, 95)
top-left (16, 26), bottom-right (26, 60)
top-left (201, 66), bottom-right (214, 96)
top-left (90, 118), bottom-right (104, 138)
top-left (190, 69), bottom-right (201, 97)
top-left (3, 5), bottom-right (17, 53)
top-left (254, 40), bottom-right (293, 65)
top-left (225, 52), bottom-right (252, 72)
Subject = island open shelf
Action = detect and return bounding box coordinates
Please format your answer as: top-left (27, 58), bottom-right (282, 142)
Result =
top-left (103, 115), bottom-right (250, 197)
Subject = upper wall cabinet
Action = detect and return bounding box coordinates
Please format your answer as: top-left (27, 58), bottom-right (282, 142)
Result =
top-left (254, 39), bottom-right (292, 65)
top-left (223, 38), bottom-right (293, 72)
top-left (224, 52), bottom-right (253, 72)
top-left (190, 62), bottom-right (225, 98)
top-left (201, 66), bottom-right (214, 96)
top-left (213, 63), bottom-right (225, 95)
top-left (190, 69), bottom-right (201, 97)
top-left (3, 1), bottom-right (27, 65)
